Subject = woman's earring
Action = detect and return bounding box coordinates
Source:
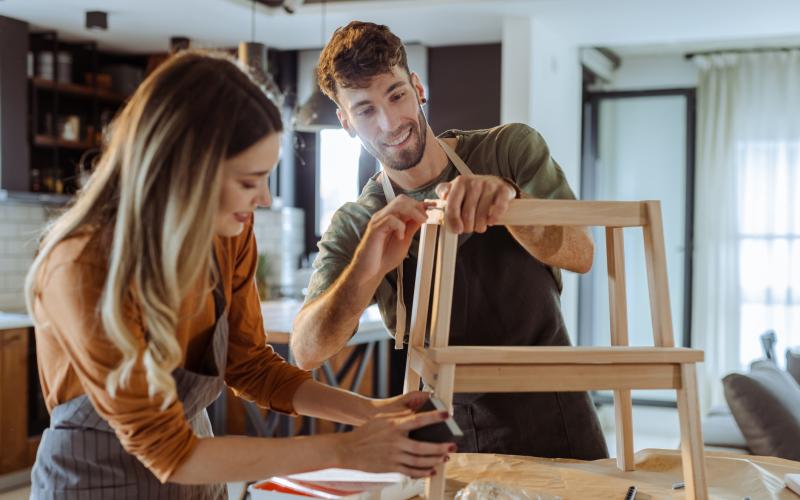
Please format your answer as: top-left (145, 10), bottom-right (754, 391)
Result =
top-left (421, 97), bottom-right (428, 104)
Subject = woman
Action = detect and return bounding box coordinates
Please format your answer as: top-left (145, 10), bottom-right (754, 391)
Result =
top-left (25, 51), bottom-right (452, 499)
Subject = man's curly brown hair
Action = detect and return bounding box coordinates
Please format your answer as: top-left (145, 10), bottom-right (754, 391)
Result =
top-left (317, 21), bottom-right (410, 103)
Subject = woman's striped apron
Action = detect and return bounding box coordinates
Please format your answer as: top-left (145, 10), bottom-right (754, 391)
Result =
top-left (31, 268), bottom-right (230, 499)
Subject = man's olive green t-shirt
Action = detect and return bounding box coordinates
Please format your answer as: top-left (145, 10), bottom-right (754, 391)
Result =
top-left (305, 123), bottom-right (577, 337)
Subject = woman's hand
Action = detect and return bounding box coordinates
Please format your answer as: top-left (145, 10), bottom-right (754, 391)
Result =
top-left (336, 409), bottom-right (456, 478)
top-left (364, 390), bottom-right (433, 419)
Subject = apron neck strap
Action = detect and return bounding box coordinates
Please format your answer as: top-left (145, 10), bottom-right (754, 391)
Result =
top-left (380, 137), bottom-right (473, 202)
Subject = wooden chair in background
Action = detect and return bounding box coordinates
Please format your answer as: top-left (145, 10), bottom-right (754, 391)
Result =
top-left (402, 199), bottom-right (708, 499)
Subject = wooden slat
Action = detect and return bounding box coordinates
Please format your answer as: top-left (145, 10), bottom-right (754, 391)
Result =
top-left (677, 363), bottom-right (709, 499)
top-left (429, 226), bottom-right (458, 349)
top-left (409, 224), bottom-right (437, 348)
top-left (606, 227), bottom-right (629, 345)
top-left (427, 363), bottom-right (455, 500)
top-left (425, 346), bottom-right (703, 364)
top-left (642, 201), bottom-right (676, 347)
top-left (408, 346), bottom-right (440, 389)
top-left (495, 200), bottom-right (647, 227)
top-left (606, 227), bottom-right (635, 471)
top-left (613, 389), bottom-right (635, 471)
top-left (454, 364), bottom-right (682, 392)
top-left (403, 224), bottom-right (438, 393)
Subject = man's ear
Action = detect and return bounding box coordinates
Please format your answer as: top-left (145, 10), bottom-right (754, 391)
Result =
top-left (336, 108), bottom-right (357, 138)
top-left (410, 72), bottom-right (427, 104)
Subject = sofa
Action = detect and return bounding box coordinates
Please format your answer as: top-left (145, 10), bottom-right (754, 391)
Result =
top-left (702, 346), bottom-right (800, 459)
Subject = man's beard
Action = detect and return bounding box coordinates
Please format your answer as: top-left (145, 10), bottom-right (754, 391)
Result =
top-left (365, 108), bottom-right (428, 172)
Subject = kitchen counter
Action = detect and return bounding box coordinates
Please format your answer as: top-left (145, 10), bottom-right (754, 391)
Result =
top-left (260, 299), bottom-right (387, 344)
top-left (1, 300), bottom-right (388, 340)
top-left (0, 311), bottom-right (34, 330)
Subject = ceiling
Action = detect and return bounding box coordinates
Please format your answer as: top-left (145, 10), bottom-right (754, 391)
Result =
top-left (1, 0), bottom-right (800, 56)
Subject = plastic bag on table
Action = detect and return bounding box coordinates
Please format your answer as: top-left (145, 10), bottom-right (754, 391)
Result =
top-left (454, 480), bottom-right (562, 500)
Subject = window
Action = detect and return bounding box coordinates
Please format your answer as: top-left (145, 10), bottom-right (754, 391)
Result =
top-left (317, 129), bottom-right (363, 235)
top-left (579, 89), bottom-right (696, 405)
top-left (737, 140), bottom-right (800, 367)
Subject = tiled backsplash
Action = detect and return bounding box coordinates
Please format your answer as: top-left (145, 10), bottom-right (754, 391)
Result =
top-left (253, 207), bottom-right (306, 298)
top-left (0, 202), bottom-right (48, 311)
top-left (0, 202), bottom-right (305, 312)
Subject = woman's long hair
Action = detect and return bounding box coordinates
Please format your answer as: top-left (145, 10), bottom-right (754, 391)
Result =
top-left (25, 51), bottom-right (283, 408)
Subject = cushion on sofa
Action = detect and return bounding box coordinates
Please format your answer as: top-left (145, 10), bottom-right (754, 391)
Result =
top-left (787, 349), bottom-right (800, 385)
top-left (701, 409), bottom-right (749, 450)
top-left (723, 361), bottom-right (800, 460)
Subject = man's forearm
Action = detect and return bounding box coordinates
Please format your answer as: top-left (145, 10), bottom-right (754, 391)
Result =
top-left (291, 262), bottom-right (382, 369)
top-left (505, 192), bottom-right (594, 273)
top-left (507, 223), bottom-right (594, 273)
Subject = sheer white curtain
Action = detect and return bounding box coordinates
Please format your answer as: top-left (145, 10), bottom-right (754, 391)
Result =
top-left (693, 50), bottom-right (800, 408)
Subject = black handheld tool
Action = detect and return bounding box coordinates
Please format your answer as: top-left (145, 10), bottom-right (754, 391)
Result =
top-left (408, 395), bottom-right (464, 443)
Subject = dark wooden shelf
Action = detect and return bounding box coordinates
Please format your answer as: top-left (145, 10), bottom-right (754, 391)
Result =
top-left (33, 134), bottom-right (94, 150)
top-left (30, 77), bottom-right (126, 103)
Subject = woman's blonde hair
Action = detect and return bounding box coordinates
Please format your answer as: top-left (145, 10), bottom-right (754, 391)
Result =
top-left (25, 51), bottom-right (283, 408)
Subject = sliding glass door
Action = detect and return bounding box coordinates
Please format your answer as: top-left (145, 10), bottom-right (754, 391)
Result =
top-left (579, 89), bottom-right (696, 402)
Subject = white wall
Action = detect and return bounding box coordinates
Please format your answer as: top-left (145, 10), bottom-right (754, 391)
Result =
top-left (501, 16), bottom-right (584, 340)
top-left (500, 17), bottom-right (532, 126)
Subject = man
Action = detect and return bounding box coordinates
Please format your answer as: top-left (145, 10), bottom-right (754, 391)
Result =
top-left (292, 21), bottom-right (608, 460)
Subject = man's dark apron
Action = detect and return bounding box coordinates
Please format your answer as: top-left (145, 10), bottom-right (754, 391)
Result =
top-left (31, 261), bottom-right (230, 499)
top-left (383, 138), bottom-right (608, 460)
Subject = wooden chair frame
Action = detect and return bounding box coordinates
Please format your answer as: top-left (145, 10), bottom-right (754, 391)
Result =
top-left (403, 199), bottom-right (708, 499)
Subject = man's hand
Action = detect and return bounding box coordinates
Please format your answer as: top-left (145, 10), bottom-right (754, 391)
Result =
top-left (435, 175), bottom-right (516, 234)
top-left (351, 195), bottom-right (429, 280)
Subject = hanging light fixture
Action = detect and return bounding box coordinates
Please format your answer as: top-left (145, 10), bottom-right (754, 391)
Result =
top-left (239, 1), bottom-right (283, 106)
top-left (239, 1), bottom-right (268, 78)
top-left (294, 0), bottom-right (339, 131)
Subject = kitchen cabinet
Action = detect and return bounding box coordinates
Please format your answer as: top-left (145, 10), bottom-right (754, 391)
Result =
top-left (0, 327), bottom-right (34, 474)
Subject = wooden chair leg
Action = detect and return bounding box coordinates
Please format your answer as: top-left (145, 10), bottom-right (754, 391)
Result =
top-left (426, 363), bottom-right (455, 500)
top-left (613, 389), bottom-right (635, 471)
top-left (403, 351), bottom-right (422, 394)
top-left (606, 227), bottom-right (635, 471)
top-left (404, 224), bottom-right (438, 394)
top-left (676, 363), bottom-right (708, 500)
top-left (429, 227), bottom-right (458, 349)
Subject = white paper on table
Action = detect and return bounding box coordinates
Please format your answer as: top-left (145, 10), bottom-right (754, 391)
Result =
top-left (286, 469), bottom-right (410, 483)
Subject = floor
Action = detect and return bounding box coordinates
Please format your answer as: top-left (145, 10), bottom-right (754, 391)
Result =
top-left (0, 404), bottom-right (683, 499)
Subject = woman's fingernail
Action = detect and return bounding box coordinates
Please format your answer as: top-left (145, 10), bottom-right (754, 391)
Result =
top-left (440, 411), bottom-right (449, 418)
top-left (444, 456), bottom-right (450, 462)
top-left (430, 470), bottom-right (437, 476)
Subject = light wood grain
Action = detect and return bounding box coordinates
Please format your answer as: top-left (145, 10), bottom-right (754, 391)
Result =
top-left (408, 347), bottom-right (440, 390)
top-left (606, 227), bottom-right (634, 471)
top-left (423, 199), bottom-right (649, 227)
top-left (404, 224), bottom-right (438, 393)
top-left (426, 363), bottom-right (455, 500)
top-left (429, 226), bottom-right (458, 349)
top-left (423, 346), bottom-right (703, 364)
top-left (405, 199), bottom-right (708, 499)
top-left (0, 328), bottom-right (29, 474)
top-left (453, 364), bottom-right (681, 392)
top-left (677, 363), bottom-right (708, 500)
top-left (643, 201), bottom-right (675, 347)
